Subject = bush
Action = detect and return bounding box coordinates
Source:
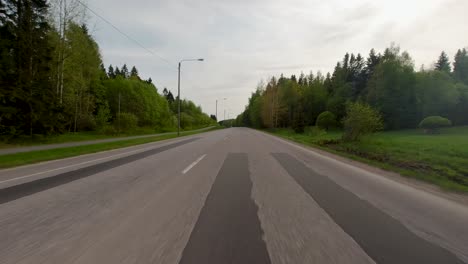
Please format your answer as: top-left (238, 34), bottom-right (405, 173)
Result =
top-left (99, 125), bottom-right (117, 136)
top-left (77, 115), bottom-right (97, 131)
top-left (95, 106), bottom-right (111, 129)
top-left (115, 112), bottom-right (138, 133)
top-left (419, 116), bottom-right (452, 134)
top-left (316, 111), bottom-right (336, 130)
top-left (342, 102), bottom-right (384, 141)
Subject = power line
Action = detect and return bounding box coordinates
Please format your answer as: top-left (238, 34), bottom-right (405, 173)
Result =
top-left (76, 0), bottom-right (178, 70)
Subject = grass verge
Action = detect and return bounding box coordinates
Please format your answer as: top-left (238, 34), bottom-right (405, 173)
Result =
top-left (266, 126), bottom-right (468, 193)
top-left (0, 127), bottom-right (220, 169)
top-left (0, 126), bottom-right (216, 149)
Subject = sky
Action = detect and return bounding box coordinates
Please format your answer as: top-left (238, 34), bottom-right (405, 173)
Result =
top-left (86, 0), bottom-right (468, 120)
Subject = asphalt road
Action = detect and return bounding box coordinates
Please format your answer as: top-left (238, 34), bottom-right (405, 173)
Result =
top-left (0, 127), bottom-right (467, 263)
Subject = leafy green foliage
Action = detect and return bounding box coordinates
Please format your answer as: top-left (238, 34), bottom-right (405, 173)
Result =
top-left (116, 112), bottom-right (138, 133)
top-left (342, 102), bottom-right (383, 141)
top-left (316, 111), bottom-right (336, 130)
top-left (0, 4), bottom-right (213, 140)
top-left (237, 45), bottom-right (468, 134)
top-left (419, 116), bottom-right (452, 134)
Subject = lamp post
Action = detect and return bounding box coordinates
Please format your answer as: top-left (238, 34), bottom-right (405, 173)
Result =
top-left (216, 98), bottom-right (226, 123)
top-left (178, 58), bottom-right (204, 136)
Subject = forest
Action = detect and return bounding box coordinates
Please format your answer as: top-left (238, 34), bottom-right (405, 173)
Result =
top-left (236, 45), bottom-right (468, 134)
top-left (0, 0), bottom-right (215, 140)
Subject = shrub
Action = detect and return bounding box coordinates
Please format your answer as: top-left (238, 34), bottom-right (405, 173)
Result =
top-left (419, 116), bottom-right (451, 134)
top-left (77, 115), bottom-right (97, 131)
top-left (95, 106), bottom-right (111, 129)
top-left (99, 125), bottom-right (117, 136)
top-left (342, 102), bottom-right (384, 141)
top-left (316, 111), bottom-right (336, 130)
top-left (115, 112), bottom-right (138, 133)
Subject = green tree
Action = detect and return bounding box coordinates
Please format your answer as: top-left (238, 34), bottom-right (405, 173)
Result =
top-left (366, 47), bottom-right (417, 129)
top-left (414, 70), bottom-right (458, 120)
top-left (435, 51), bottom-right (451, 73)
top-left (121, 64), bottom-right (129, 78)
top-left (454, 49), bottom-right (468, 85)
top-left (130, 66), bottom-right (139, 79)
top-left (303, 73), bottom-right (327, 125)
top-left (115, 66), bottom-right (121, 77)
top-left (343, 102), bottom-right (383, 141)
top-left (316, 111), bottom-right (336, 130)
top-left (0, 0), bottom-right (60, 136)
top-left (62, 23), bottom-right (102, 132)
top-left (108, 65), bottom-right (115, 78)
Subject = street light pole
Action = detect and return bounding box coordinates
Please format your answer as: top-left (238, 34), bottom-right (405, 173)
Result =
top-left (177, 58), bottom-right (204, 136)
top-left (177, 62), bottom-right (181, 136)
top-left (215, 97), bottom-right (226, 123)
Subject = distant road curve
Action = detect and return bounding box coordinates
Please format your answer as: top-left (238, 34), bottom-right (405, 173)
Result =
top-left (0, 127), bottom-right (215, 155)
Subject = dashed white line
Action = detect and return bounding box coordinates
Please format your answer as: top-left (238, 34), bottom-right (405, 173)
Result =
top-left (182, 154), bottom-right (207, 174)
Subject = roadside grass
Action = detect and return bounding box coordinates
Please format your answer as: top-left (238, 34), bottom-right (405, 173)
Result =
top-left (0, 127), bottom-right (220, 169)
top-left (0, 126), bottom-right (216, 149)
top-left (267, 126), bottom-right (468, 192)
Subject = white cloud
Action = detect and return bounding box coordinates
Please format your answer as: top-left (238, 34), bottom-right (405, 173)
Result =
top-left (87, 0), bottom-right (468, 118)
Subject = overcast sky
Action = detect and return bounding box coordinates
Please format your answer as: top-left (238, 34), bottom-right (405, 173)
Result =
top-left (87, 0), bottom-right (468, 119)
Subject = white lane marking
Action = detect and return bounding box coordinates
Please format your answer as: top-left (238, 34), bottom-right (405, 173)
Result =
top-left (0, 143), bottom-right (171, 185)
top-left (182, 154), bottom-right (207, 174)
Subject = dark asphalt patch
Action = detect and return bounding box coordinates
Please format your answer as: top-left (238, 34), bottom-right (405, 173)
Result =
top-left (272, 152), bottom-right (464, 264)
top-left (179, 153), bottom-right (271, 264)
top-left (0, 138), bottom-right (199, 205)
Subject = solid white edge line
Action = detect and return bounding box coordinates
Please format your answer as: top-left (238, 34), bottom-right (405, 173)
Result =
top-left (182, 154), bottom-right (207, 174)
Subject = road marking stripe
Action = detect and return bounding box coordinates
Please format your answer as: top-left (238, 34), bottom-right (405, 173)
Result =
top-left (0, 142), bottom-right (179, 185)
top-left (182, 154), bottom-right (207, 174)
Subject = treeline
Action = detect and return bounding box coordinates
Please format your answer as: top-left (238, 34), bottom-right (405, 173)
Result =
top-left (0, 0), bottom-right (214, 139)
top-left (236, 45), bottom-right (468, 131)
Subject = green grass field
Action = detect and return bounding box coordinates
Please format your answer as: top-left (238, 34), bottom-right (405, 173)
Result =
top-left (0, 127), bottom-right (219, 169)
top-left (269, 126), bottom-right (468, 192)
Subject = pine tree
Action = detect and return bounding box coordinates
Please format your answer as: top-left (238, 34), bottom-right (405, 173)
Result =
top-left (290, 75), bottom-right (297, 83)
top-left (130, 66), bottom-right (139, 78)
top-left (115, 66), bottom-right (121, 77)
top-left (2, 0), bottom-right (58, 136)
top-left (363, 49), bottom-right (381, 83)
top-left (121, 64), bottom-right (129, 78)
top-left (435, 51), bottom-right (451, 73)
top-left (454, 49), bottom-right (468, 84)
top-left (108, 65), bottom-right (115, 78)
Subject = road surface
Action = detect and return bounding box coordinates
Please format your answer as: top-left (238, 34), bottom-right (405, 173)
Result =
top-left (0, 127), bottom-right (467, 263)
top-left (0, 127), bottom-right (214, 155)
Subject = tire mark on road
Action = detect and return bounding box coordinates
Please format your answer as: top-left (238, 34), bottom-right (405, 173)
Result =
top-left (0, 138), bottom-right (199, 205)
top-left (179, 153), bottom-right (271, 264)
top-left (272, 152), bottom-right (464, 264)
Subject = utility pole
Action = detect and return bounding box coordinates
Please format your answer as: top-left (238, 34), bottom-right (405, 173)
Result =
top-left (118, 92), bottom-right (121, 134)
